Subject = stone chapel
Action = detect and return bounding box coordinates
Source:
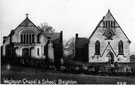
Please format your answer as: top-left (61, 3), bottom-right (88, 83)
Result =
top-left (75, 10), bottom-right (131, 63)
top-left (1, 14), bottom-right (63, 65)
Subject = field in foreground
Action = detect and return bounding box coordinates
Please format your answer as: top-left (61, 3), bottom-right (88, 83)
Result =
top-left (1, 65), bottom-right (135, 84)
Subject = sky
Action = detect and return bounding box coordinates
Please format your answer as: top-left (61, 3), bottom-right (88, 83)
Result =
top-left (1, 0), bottom-right (135, 53)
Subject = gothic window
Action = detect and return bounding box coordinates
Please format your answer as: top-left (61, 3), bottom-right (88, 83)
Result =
top-left (118, 40), bottom-right (123, 55)
top-left (95, 40), bottom-right (100, 55)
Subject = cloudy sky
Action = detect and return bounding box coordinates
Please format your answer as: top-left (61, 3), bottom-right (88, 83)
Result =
top-left (1, 0), bottom-right (135, 53)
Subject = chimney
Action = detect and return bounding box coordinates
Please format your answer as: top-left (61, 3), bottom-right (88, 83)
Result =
top-left (76, 33), bottom-right (78, 39)
top-left (60, 31), bottom-right (63, 43)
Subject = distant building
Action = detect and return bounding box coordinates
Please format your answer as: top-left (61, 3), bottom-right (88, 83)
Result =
top-left (1, 14), bottom-right (63, 65)
top-left (75, 10), bottom-right (131, 63)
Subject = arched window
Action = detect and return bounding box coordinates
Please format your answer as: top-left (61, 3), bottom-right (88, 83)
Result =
top-left (29, 34), bottom-right (31, 43)
top-left (27, 34), bottom-right (29, 43)
top-left (95, 40), bottom-right (100, 55)
top-left (118, 40), bottom-right (123, 55)
top-left (32, 34), bottom-right (34, 43)
top-left (21, 34), bottom-right (23, 43)
top-left (20, 30), bottom-right (34, 43)
top-left (23, 34), bottom-right (26, 43)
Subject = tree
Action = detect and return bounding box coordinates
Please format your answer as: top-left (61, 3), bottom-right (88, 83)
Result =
top-left (65, 37), bottom-right (75, 50)
top-left (39, 22), bottom-right (55, 33)
top-left (63, 37), bottom-right (75, 60)
top-left (130, 55), bottom-right (135, 62)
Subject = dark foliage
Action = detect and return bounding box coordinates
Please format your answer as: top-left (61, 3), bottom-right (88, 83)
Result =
top-left (2, 56), bottom-right (135, 77)
top-left (130, 55), bottom-right (135, 62)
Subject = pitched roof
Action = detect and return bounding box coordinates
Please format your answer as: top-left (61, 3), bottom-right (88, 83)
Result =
top-left (45, 33), bottom-right (60, 40)
top-left (76, 37), bottom-right (89, 48)
top-left (89, 10), bottom-right (131, 42)
top-left (41, 32), bottom-right (61, 44)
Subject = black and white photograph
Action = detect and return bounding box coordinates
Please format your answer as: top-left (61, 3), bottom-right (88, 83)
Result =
top-left (1, 0), bottom-right (135, 84)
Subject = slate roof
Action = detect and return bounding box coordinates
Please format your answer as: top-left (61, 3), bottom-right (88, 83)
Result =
top-left (76, 38), bottom-right (89, 48)
top-left (44, 33), bottom-right (61, 44)
top-left (36, 29), bottom-right (62, 44)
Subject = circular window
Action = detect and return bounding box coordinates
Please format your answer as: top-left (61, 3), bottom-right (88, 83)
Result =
top-left (104, 29), bottom-right (114, 39)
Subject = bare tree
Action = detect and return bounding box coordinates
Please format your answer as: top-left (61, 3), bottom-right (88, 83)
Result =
top-left (39, 22), bottom-right (55, 33)
top-left (65, 37), bottom-right (75, 48)
top-left (64, 37), bottom-right (75, 60)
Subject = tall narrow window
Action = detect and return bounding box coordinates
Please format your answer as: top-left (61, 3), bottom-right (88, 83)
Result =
top-left (108, 21), bottom-right (111, 27)
top-left (29, 34), bottom-right (31, 43)
top-left (103, 21), bottom-right (106, 28)
top-left (21, 34), bottom-right (23, 43)
top-left (27, 34), bottom-right (29, 43)
top-left (110, 21), bottom-right (112, 27)
top-left (23, 34), bottom-right (26, 43)
top-left (37, 48), bottom-right (39, 56)
top-left (95, 40), bottom-right (100, 55)
top-left (32, 34), bottom-right (34, 43)
top-left (22, 34), bottom-right (24, 43)
top-left (21, 30), bottom-right (34, 43)
top-left (118, 40), bottom-right (123, 55)
top-left (111, 21), bottom-right (115, 28)
top-left (103, 21), bottom-right (115, 28)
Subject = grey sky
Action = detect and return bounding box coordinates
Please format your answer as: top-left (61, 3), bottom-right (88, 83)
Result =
top-left (1, 0), bottom-right (135, 53)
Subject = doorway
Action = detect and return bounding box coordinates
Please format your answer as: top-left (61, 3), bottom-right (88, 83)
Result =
top-left (107, 51), bottom-right (114, 64)
top-left (22, 48), bottom-right (29, 57)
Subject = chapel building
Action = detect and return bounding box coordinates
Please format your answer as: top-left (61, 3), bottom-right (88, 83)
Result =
top-left (1, 14), bottom-right (63, 65)
top-left (74, 10), bottom-right (131, 63)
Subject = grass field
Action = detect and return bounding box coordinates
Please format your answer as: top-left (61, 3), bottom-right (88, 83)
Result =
top-left (1, 65), bottom-right (135, 84)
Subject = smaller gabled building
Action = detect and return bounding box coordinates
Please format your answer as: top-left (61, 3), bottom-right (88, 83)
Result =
top-left (74, 34), bottom-right (89, 62)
